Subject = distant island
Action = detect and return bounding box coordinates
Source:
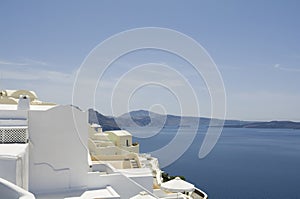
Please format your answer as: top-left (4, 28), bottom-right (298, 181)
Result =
top-left (223, 121), bottom-right (300, 129)
top-left (89, 109), bottom-right (300, 131)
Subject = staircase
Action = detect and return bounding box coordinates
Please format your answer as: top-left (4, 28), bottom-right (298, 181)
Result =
top-left (130, 159), bottom-right (139, 168)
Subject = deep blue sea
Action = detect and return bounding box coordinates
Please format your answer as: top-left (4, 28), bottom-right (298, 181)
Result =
top-left (131, 127), bottom-right (300, 199)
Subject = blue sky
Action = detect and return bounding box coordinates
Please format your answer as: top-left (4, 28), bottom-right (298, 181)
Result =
top-left (0, 0), bottom-right (299, 121)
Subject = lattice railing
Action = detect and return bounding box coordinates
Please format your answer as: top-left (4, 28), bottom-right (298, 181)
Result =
top-left (0, 127), bottom-right (28, 143)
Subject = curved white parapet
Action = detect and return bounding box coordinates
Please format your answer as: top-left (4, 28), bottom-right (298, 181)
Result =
top-left (0, 178), bottom-right (35, 199)
top-left (193, 187), bottom-right (208, 199)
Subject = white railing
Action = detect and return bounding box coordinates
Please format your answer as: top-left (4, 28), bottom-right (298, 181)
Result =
top-left (0, 126), bottom-right (28, 143)
top-left (0, 178), bottom-right (35, 199)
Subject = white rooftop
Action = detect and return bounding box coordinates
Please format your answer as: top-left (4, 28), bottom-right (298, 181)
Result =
top-left (91, 123), bottom-right (101, 128)
top-left (64, 186), bottom-right (120, 199)
top-left (107, 130), bottom-right (132, 136)
top-left (0, 104), bottom-right (56, 111)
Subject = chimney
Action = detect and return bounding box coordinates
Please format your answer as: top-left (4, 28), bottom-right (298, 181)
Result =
top-left (18, 95), bottom-right (30, 110)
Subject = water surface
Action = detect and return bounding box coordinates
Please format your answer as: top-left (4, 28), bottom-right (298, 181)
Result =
top-left (132, 127), bottom-right (300, 199)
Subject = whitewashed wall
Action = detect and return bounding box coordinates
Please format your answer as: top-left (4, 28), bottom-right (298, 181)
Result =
top-left (28, 105), bottom-right (89, 193)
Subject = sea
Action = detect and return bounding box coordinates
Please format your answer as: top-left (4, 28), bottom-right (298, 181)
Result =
top-left (130, 127), bottom-right (300, 199)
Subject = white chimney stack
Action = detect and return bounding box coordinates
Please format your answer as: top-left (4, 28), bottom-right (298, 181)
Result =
top-left (18, 95), bottom-right (30, 110)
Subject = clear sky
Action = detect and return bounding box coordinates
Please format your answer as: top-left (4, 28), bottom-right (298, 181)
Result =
top-left (0, 0), bottom-right (299, 121)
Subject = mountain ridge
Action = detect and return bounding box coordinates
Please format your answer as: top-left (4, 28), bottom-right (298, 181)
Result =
top-left (89, 109), bottom-right (300, 131)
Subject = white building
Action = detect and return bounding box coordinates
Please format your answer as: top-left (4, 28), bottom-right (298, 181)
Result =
top-left (0, 90), bottom-right (208, 199)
